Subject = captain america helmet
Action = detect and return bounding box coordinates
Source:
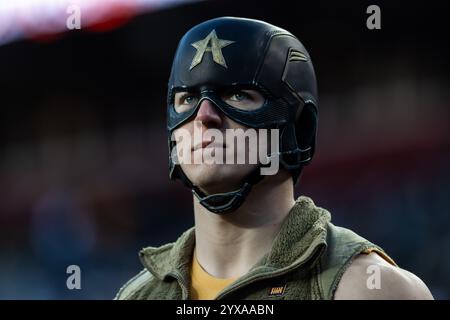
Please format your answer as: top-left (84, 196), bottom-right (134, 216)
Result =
top-left (167, 17), bottom-right (318, 214)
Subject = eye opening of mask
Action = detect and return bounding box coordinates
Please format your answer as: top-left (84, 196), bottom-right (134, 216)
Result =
top-left (220, 86), bottom-right (266, 111)
top-left (173, 91), bottom-right (201, 113)
top-left (172, 85), bottom-right (267, 114)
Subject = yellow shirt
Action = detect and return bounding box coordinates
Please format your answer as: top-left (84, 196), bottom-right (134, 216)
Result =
top-left (190, 252), bottom-right (237, 300)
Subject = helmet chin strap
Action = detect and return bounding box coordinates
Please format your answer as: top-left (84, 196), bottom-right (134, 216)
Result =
top-left (177, 148), bottom-right (307, 214)
top-left (192, 182), bottom-right (254, 214)
top-left (173, 140), bottom-right (311, 214)
top-left (178, 166), bottom-right (264, 214)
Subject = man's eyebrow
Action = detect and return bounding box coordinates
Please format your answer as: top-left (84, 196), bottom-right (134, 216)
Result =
top-left (176, 91), bottom-right (197, 96)
top-left (175, 89), bottom-right (199, 95)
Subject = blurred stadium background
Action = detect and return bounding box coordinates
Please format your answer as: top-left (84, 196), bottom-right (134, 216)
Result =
top-left (0, 0), bottom-right (449, 299)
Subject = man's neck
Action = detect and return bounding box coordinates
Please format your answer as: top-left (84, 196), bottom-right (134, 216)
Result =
top-left (193, 171), bottom-right (295, 279)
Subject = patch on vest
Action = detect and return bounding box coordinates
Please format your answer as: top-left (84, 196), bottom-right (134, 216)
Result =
top-left (268, 284), bottom-right (287, 297)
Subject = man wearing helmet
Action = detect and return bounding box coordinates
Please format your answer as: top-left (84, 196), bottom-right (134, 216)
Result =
top-left (115, 17), bottom-right (433, 300)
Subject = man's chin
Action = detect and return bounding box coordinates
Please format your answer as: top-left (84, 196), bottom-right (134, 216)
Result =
top-left (193, 177), bottom-right (238, 194)
top-left (182, 163), bottom-right (259, 193)
top-left (185, 168), bottom-right (240, 194)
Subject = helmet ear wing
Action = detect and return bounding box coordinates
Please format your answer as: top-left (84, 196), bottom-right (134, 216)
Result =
top-left (280, 46), bottom-right (318, 166)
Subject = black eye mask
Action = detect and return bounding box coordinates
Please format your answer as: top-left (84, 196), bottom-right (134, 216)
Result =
top-left (167, 17), bottom-right (318, 214)
top-left (168, 87), bottom-right (292, 131)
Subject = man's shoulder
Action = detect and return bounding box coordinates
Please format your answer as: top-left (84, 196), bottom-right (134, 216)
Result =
top-left (114, 241), bottom-right (178, 300)
top-left (114, 268), bottom-right (154, 300)
top-left (334, 252), bottom-right (434, 300)
top-left (115, 228), bottom-right (196, 300)
top-left (320, 223), bottom-right (395, 268)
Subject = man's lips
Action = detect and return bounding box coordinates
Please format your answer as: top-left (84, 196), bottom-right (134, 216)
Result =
top-left (192, 140), bottom-right (226, 151)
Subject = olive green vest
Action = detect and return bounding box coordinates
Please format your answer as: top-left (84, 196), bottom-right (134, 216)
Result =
top-left (115, 196), bottom-right (395, 300)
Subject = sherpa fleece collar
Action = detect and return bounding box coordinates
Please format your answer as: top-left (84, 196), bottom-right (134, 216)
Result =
top-left (139, 196), bottom-right (331, 282)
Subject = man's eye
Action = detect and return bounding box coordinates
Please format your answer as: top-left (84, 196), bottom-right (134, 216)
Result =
top-left (181, 95), bottom-right (198, 105)
top-left (174, 92), bottom-right (199, 113)
top-left (229, 91), bottom-right (250, 102)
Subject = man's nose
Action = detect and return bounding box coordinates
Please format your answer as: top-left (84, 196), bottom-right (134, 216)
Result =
top-left (194, 99), bottom-right (222, 128)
